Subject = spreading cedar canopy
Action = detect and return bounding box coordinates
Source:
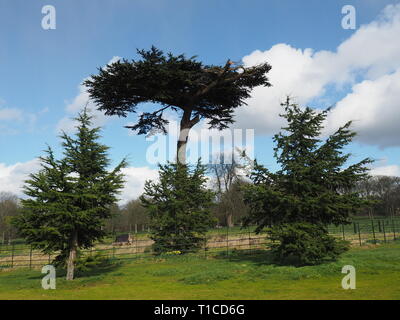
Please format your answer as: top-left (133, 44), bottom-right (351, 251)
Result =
top-left (84, 46), bottom-right (272, 164)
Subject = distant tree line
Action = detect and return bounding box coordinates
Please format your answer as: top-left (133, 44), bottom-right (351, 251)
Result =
top-left (0, 192), bottom-right (20, 244)
top-left (101, 173), bottom-right (400, 235)
top-left (354, 175), bottom-right (400, 218)
top-left (104, 200), bottom-right (150, 234)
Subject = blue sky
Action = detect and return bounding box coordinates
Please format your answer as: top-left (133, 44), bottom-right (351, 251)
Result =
top-left (1, 0), bottom-right (400, 203)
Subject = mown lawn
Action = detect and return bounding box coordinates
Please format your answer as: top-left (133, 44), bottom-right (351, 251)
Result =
top-left (0, 242), bottom-right (400, 300)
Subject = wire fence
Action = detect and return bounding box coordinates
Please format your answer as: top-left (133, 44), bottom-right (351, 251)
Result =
top-left (327, 218), bottom-right (400, 246)
top-left (1, 218), bottom-right (399, 270)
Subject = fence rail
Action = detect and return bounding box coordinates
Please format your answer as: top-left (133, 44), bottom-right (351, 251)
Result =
top-left (1, 218), bottom-right (399, 270)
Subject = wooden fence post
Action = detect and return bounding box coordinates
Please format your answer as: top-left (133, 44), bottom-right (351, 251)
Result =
top-left (383, 221), bottom-right (387, 243)
top-left (29, 246), bottom-right (33, 269)
top-left (392, 219), bottom-right (396, 240)
top-left (11, 243), bottom-right (14, 268)
top-left (248, 228), bottom-right (252, 253)
top-left (135, 234), bottom-right (138, 256)
top-left (226, 226), bottom-right (229, 258)
top-left (372, 220), bottom-right (376, 244)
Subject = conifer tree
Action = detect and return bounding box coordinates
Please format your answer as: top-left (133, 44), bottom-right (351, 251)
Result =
top-left (13, 109), bottom-right (126, 280)
top-left (140, 161), bottom-right (216, 253)
top-left (243, 97), bottom-right (373, 265)
top-left (84, 46), bottom-right (272, 164)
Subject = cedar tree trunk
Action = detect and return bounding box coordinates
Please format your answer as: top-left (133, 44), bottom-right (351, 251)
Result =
top-left (176, 110), bottom-right (200, 165)
top-left (66, 230), bottom-right (78, 281)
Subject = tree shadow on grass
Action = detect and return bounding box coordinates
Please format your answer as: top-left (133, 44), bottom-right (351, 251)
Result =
top-left (67, 260), bottom-right (123, 279)
top-left (215, 249), bottom-right (336, 268)
top-left (26, 260), bottom-right (122, 280)
top-left (214, 249), bottom-right (277, 266)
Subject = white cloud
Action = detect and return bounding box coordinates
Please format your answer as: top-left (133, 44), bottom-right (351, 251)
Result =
top-left (370, 164), bottom-right (400, 176)
top-left (325, 69), bottom-right (400, 147)
top-left (0, 107), bottom-right (39, 135)
top-left (0, 99), bottom-right (48, 134)
top-left (0, 159), bottom-right (41, 196)
top-left (236, 3), bottom-right (400, 148)
top-left (56, 84), bottom-right (109, 133)
top-left (118, 166), bottom-right (159, 205)
top-left (0, 108), bottom-right (23, 121)
top-left (0, 158), bottom-right (158, 206)
top-left (237, 44), bottom-right (325, 134)
top-left (56, 56), bottom-right (121, 133)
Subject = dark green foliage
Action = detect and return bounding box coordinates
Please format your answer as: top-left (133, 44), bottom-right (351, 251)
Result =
top-left (12, 109), bottom-right (126, 267)
top-left (84, 46), bottom-right (272, 134)
top-left (53, 250), bottom-right (119, 278)
top-left (75, 251), bottom-right (117, 275)
top-left (50, 250), bottom-right (111, 273)
top-left (141, 161), bottom-right (216, 253)
top-left (268, 222), bottom-right (350, 265)
top-left (244, 97), bottom-right (373, 264)
top-left (84, 47), bottom-right (272, 165)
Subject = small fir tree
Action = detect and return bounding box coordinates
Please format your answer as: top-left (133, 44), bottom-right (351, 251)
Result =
top-left (140, 162), bottom-right (216, 254)
top-left (243, 97), bottom-right (373, 265)
top-left (13, 109), bottom-right (126, 280)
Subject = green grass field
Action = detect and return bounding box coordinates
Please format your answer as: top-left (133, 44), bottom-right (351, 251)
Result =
top-left (1, 242), bottom-right (400, 300)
